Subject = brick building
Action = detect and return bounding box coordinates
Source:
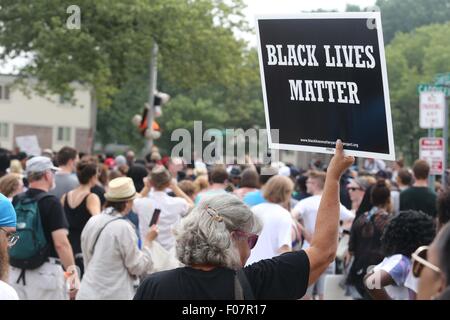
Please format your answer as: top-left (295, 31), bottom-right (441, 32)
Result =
top-left (0, 74), bottom-right (95, 154)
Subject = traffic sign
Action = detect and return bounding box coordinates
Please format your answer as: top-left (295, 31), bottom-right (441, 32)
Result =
top-left (434, 73), bottom-right (450, 86)
top-left (419, 91), bottom-right (446, 128)
top-left (419, 137), bottom-right (444, 175)
top-left (417, 83), bottom-right (450, 97)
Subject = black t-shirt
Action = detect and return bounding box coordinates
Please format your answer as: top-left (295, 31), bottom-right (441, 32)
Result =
top-left (400, 187), bottom-right (437, 217)
top-left (13, 188), bottom-right (69, 258)
top-left (134, 250), bottom-right (310, 300)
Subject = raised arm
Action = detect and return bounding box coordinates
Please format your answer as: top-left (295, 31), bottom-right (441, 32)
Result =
top-left (304, 140), bottom-right (354, 286)
top-left (170, 179), bottom-right (194, 208)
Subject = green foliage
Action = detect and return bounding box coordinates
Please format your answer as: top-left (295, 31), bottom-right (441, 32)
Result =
top-left (0, 0), bottom-right (267, 155)
top-left (0, 0), bottom-right (249, 108)
top-left (377, 0), bottom-right (450, 44)
top-left (386, 22), bottom-right (450, 163)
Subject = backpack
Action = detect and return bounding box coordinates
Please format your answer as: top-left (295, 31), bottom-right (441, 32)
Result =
top-left (9, 192), bottom-right (51, 270)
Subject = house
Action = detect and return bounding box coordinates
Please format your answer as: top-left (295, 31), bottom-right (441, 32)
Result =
top-left (0, 74), bottom-right (95, 154)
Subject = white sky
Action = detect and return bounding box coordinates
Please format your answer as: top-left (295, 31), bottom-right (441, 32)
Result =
top-left (243, 0), bottom-right (376, 20)
top-left (0, 0), bottom-right (377, 73)
top-left (241, 0), bottom-right (376, 45)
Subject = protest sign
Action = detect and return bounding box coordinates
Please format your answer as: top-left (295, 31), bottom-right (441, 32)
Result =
top-left (16, 135), bottom-right (41, 156)
top-left (256, 12), bottom-right (395, 160)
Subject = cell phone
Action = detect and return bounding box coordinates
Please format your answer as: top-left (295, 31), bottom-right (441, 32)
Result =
top-left (149, 209), bottom-right (161, 227)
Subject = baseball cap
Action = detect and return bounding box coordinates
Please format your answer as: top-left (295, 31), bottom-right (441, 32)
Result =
top-left (278, 166), bottom-right (291, 177)
top-left (25, 156), bottom-right (60, 174)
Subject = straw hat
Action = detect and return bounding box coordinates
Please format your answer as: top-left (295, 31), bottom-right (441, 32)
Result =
top-left (105, 177), bottom-right (137, 202)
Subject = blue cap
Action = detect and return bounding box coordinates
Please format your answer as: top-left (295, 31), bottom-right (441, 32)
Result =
top-left (0, 193), bottom-right (16, 227)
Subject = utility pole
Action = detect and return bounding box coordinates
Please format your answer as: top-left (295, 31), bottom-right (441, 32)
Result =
top-left (146, 41), bottom-right (158, 156)
top-left (444, 96), bottom-right (449, 189)
top-left (418, 73), bottom-right (450, 190)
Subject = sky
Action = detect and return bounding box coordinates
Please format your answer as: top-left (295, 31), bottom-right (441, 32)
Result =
top-left (243, 0), bottom-right (376, 20)
top-left (0, 0), bottom-right (377, 73)
top-left (241, 0), bottom-right (376, 45)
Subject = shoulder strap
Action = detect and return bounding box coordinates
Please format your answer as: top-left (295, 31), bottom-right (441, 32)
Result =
top-left (34, 192), bottom-right (53, 203)
top-left (90, 217), bottom-right (123, 255)
top-left (16, 192), bottom-right (52, 205)
top-left (234, 269), bottom-right (255, 300)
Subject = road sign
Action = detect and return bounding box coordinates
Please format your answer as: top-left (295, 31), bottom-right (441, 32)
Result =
top-left (417, 83), bottom-right (450, 97)
top-left (435, 73), bottom-right (450, 86)
top-left (420, 137), bottom-right (444, 175)
top-left (420, 91), bottom-right (446, 128)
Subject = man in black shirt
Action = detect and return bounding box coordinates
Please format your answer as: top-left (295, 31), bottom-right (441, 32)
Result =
top-left (400, 160), bottom-right (437, 217)
top-left (10, 156), bottom-right (77, 300)
top-left (134, 140), bottom-right (355, 300)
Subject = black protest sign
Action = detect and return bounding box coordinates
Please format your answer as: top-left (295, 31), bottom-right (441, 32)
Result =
top-left (256, 12), bottom-right (395, 160)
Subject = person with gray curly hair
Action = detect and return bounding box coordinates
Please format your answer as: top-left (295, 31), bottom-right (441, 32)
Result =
top-left (134, 140), bottom-right (354, 299)
top-left (175, 193), bottom-right (262, 270)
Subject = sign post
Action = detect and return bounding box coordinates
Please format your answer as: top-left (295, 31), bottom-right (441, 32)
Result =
top-left (418, 85), bottom-right (449, 189)
top-left (419, 138), bottom-right (444, 177)
top-left (444, 97), bottom-right (448, 188)
top-left (419, 91), bottom-right (446, 190)
top-left (419, 91), bottom-right (445, 129)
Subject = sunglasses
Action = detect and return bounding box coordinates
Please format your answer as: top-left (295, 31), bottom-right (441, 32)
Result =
top-left (234, 230), bottom-right (259, 249)
top-left (411, 246), bottom-right (441, 278)
top-left (0, 227), bottom-right (20, 248)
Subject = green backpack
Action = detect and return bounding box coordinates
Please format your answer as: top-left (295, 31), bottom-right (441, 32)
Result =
top-left (9, 193), bottom-right (50, 270)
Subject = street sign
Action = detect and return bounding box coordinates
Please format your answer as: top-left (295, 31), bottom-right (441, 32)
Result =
top-left (417, 83), bottom-right (450, 97)
top-left (419, 137), bottom-right (444, 175)
top-left (420, 91), bottom-right (446, 128)
top-left (435, 73), bottom-right (450, 86)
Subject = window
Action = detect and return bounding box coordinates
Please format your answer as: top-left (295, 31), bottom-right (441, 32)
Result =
top-left (57, 127), bottom-right (71, 142)
top-left (0, 123), bottom-right (9, 139)
top-left (59, 93), bottom-right (71, 104)
top-left (0, 85), bottom-right (11, 100)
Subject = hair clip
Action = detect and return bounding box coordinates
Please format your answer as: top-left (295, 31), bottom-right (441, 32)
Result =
top-left (205, 205), bottom-right (223, 222)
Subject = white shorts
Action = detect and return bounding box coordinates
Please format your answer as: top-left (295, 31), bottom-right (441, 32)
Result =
top-left (306, 261), bottom-right (336, 297)
top-left (9, 261), bottom-right (68, 300)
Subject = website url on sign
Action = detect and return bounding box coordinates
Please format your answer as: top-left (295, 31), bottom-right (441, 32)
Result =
top-left (300, 139), bottom-right (359, 148)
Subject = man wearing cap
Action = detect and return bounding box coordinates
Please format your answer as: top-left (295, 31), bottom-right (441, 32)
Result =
top-left (0, 193), bottom-right (19, 299)
top-left (9, 156), bottom-right (77, 300)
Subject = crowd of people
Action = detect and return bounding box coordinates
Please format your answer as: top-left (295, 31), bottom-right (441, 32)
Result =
top-left (0, 142), bottom-right (449, 300)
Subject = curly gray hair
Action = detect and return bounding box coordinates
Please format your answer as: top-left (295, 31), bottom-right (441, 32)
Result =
top-left (174, 193), bottom-right (262, 270)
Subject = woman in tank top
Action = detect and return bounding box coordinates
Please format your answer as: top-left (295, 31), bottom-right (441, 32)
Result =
top-left (61, 159), bottom-right (101, 277)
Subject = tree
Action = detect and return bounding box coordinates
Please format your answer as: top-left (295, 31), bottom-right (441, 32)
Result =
top-left (386, 22), bottom-right (450, 162)
top-left (376, 0), bottom-right (450, 43)
top-left (151, 48), bottom-right (266, 154)
top-left (1, 0), bottom-right (267, 155)
top-left (0, 0), bottom-right (249, 108)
